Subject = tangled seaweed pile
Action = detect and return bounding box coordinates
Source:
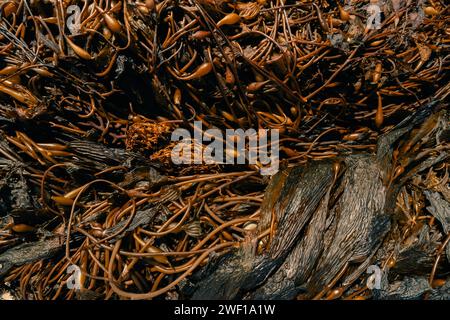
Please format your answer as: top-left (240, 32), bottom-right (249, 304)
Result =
top-left (0, 0), bottom-right (449, 299)
top-left (186, 104), bottom-right (450, 300)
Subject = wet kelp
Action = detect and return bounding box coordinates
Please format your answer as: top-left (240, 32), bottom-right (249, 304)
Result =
top-left (0, 0), bottom-right (449, 300)
top-left (186, 102), bottom-right (449, 300)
